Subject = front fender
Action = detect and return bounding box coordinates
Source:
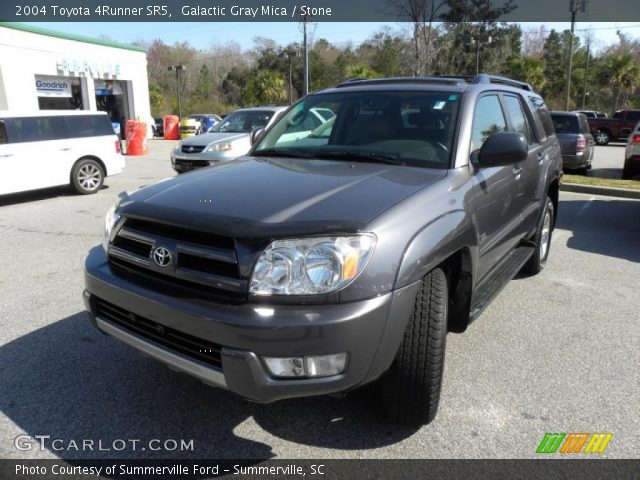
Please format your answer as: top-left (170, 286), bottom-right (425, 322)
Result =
top-left (394, 209), bottom-right (478, 289)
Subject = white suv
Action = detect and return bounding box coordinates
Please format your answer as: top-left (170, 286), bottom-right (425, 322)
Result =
top-left (0, 111), bottom-right (125, 195)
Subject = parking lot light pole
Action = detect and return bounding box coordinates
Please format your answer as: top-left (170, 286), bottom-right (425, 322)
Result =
top-left (564, 0), bottom-right (587, 111)
top-left (168, 65), bottom-right (186, 118)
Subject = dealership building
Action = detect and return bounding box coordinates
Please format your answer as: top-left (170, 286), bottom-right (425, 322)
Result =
top-left (0, 22), bottom-right (151, 128)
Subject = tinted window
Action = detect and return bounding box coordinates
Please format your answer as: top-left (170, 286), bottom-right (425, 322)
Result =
top-left (627, 111), bottom-right (640, 123)
top-left (255, 91), bottom-right (461, 169)
top-left (0, 121), bottom-right (6, 145)
top-left (503, 95), bottom-right (533, 144)
top-left (528, 96), bottom-right (554, 139)
top-left (471, 95), bottom-right (507, 154)
top-left (65, 115), bottom-right (115, 138)
top-left (551, 114), bottom-right (580, 134)
top-left (3, 116), bottom-right (66, 143)
top-left (579, 115), bottom-right (590, 133)
top-left (212, 111), bottom-right (274, 133)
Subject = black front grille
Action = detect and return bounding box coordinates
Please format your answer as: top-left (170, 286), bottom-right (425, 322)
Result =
top-left (181, 145), bottom-right (206, 154)
top-left (108, 218), bottom-right (246, 301)
top-left (175, 159), bottom-right (211, 168)
top-left (124, 218), bottom-right (234, 250)
top-left (109, 258), bottom-right (246, 302)
top-left (94, 297), bottom-right (223, 368)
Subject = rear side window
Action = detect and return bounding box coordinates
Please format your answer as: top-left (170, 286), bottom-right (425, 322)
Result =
top-left (528, 96), bottom-right (555, 139)
top-left (503, 95), bottom-right (533, 144)
top-left (627, 111), bottom-right (640, 123)
top-left (3, 116), bottom-right (66, 143)
top-left (470, 94), bottom-right (507, 154)
top-left (579, 115), bottom-right (590, 133)
top-left (65, 115), bottom-right (115, 138)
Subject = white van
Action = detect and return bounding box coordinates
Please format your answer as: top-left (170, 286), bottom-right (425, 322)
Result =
top-left (0, 111), bottom-right (125, 195)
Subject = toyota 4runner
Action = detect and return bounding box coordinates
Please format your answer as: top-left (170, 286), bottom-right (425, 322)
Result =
top-left (84, 75), bottom-right (562, 427)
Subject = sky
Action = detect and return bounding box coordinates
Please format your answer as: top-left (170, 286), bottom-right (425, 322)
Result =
top-left (23, 21), bottom-right (640, 52)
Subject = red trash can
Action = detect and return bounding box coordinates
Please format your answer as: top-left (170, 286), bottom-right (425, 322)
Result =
top-left (163, 115), bottom-right (180, 140)
top-left (126, 120), bottom-right (149, 156)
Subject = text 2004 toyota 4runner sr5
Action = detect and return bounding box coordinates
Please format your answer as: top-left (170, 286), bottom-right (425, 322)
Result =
top-left (84, 75), bottom-right (562, 427)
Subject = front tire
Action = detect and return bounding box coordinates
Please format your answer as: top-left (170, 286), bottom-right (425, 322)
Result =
top-left (71, 158), bottom-right (104, 195)
top-left (379, 268), bottom-right (448, 427)
top-left (522, 197), bottom-right (554, 276)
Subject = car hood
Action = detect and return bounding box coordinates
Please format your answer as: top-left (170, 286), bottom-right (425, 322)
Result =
top-left (121, 157), bottom-right (447, 238)
top-left (180, 132), bottom-right (248, 146)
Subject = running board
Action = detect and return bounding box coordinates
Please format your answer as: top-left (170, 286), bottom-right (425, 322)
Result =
top-left (469, 245), bottom-right (535, 322)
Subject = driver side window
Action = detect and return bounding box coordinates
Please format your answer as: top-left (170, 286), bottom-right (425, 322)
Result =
top-left (470, 95), bottom-right (507, 156)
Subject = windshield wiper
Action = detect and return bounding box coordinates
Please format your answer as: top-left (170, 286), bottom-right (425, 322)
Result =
top-left (316, 151), bottom-right (406, 166)
top-left (252, 148), bottom-right (319, 159)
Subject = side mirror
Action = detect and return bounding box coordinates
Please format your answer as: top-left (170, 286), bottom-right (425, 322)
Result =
top-left (478, 131), bottom-right (528, 167)
top-left (250, 127), bottom-right (265, 145)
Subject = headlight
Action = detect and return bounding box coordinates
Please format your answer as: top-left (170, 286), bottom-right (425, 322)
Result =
top-left (102, 199), bottom-right (122, 253)
top-left (207, 142), bottom-right (232, 152)
top-left (250, 235), bottom-right (376, 296)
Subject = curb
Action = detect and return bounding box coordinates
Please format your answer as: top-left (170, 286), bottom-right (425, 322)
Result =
top-left (560, 182), bottom-right (640, 199)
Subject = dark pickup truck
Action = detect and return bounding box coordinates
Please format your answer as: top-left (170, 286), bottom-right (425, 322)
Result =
top-left (588, 109), bottom-right (640, 145)
top-left (84, 75), bottom-right (562, 427)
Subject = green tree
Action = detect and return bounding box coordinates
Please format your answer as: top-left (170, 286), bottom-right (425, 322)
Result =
top-left (344, 64), bottom-right (380, 79)
top-left (506, 56), bottom-right (546, 91)
top-left (602, 53), bottom-right (640, 113)
top-left (148, 83), bottom-right (165, 117)
top-left (244, 69), bottom-right (287, 105)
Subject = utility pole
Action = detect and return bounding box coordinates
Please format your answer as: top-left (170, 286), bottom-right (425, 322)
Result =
top-left (303, 15), bottom-right (309, 95)
top-left (582, 38), bottom-right (590, 109)
top-left (168, 64), bottom-right (186, 118)
top-left (564, 0), bottom-right (587, 110)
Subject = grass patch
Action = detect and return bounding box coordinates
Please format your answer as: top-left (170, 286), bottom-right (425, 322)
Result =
top-left (563, 174), bottom-right (640, 190)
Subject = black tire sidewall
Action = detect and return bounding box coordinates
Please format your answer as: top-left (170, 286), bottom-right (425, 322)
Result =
top-left (524, 197), bottom-right (554, 275)
top-left (379, 268), bottom-right (448, 427)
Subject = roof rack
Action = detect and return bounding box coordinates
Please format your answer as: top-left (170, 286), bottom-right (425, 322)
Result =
top-left (472, 74), bottom-right (533, 91)
top-left (335, 74), bottom-right (533, 91)
top-left (336, 77), bottom-right (467, 88)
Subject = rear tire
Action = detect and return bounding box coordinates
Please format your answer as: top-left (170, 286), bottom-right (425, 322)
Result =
top-left (522, 197), bottom-right (554, 276)
top-left (379, 268), bottom-right (448, 427)
top-left (594, 130), bottom-right (610, 146)
top-left (71, 158), bottom-right (104, 195)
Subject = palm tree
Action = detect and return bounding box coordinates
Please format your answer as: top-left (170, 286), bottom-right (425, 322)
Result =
top-left (344, 64), bottom-right (380, 80)
top-left (251, 70), bottom-right (287, 104)
top-left (604, 54), bottom-right (640, 113)
top-left (506, 57), bottom-right (547, 92)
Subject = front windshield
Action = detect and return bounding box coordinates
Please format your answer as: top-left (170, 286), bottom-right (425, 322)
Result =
top-left (210, 110), bottom-right (274, 133)
top-left (253, 91), bottom-right (461, 168)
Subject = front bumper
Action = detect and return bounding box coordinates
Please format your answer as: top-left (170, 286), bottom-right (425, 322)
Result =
top-left (170, 150), bottom-right (235, 173)
top-left (84, 247), bottom-right (417, 403)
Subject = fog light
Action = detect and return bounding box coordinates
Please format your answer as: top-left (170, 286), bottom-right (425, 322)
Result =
top-left (263, 353), bottom-right (347, 378)
top-left (263, 357), bottom-right (305, 378)
top-left (305, 353), bottom-right (348, 377)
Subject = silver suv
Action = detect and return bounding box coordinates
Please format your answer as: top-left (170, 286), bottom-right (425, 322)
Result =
top-left (85, 74), bottom-right (562, 427)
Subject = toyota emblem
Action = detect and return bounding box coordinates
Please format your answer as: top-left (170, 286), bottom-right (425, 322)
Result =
top-left (152, 247), bottom-right (172, 267)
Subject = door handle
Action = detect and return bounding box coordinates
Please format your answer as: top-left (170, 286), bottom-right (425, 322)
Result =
top-left (537, 152), bottom-right (547, 165)
top-left (60, 147), bottom-right (72, 151)
top-left (0, 153), bottom-right (12, 157)
top-left (512, 166), bottom-right (522, 180)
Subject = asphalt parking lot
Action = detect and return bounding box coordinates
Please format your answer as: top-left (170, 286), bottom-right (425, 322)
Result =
top-left (0, 141), bottom-right (638, 460)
